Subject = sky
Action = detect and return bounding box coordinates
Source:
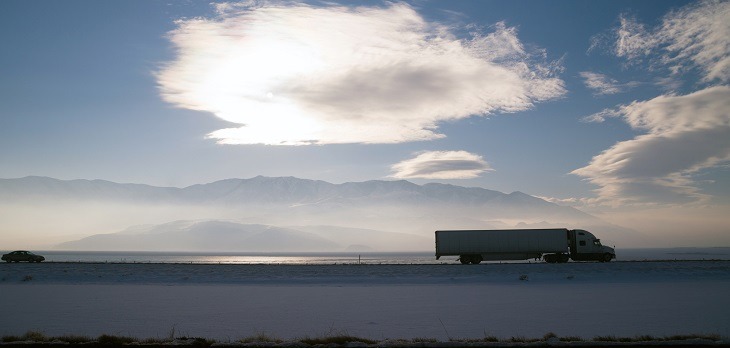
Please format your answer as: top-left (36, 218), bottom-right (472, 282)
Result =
top-left (1, 0), bottom-right (729, 246)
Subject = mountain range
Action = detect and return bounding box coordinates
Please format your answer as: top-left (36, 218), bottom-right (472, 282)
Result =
top-left (0, 176), bottom-right (634, 251)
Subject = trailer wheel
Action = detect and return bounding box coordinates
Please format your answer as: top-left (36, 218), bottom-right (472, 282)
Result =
top-left (459, 255), bottom-right (481, 264)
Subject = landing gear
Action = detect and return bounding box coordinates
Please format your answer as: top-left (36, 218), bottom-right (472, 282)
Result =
top-left (458, 255), bottom-right (483, 265)
top-left (544, 253), bottom-right (569, 263)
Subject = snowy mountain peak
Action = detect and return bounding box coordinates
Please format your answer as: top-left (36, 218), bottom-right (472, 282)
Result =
top-left (1, 175), bottom-right (555, 206)
top-left (0, 175), bottom-right (599, 223)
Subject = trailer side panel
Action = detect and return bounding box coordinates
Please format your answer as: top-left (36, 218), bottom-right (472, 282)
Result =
top-left (435, 229), bottom-right (569, 257)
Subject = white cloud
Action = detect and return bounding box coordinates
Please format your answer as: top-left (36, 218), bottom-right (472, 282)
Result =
top-left (535, 196), bottom-right (581, 205)
top-left (613, 14), bottom-right (658, 62)
top-left (604, 0), bottom-right (730, 83)
top-left (390, 151), bottom-right (493, 179)
top-left (580, 72), bottom-right (621, 95)
top-left (572, 86), bottom-right (730, 205)
top-left (580, 107), bottom-right (622, 123)
top-left (658, 0), bottom-right (730, 83)
top-left (157, 3), bottom-right (565, 145)
top-left (580, 71), bottom-right (638, 95)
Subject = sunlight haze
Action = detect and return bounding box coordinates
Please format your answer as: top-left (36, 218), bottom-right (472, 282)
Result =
top-left (1, 0), bottom-right (728, 250)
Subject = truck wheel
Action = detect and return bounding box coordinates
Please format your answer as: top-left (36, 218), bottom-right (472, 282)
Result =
top-left (459, 255), bottom-right (481, 264)
top-left (602, 253), bottom-right (612, 262)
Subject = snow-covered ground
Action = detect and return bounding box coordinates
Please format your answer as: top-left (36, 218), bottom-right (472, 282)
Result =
top-left (29, 247), bottom-right (730, 264)
top-left (1, 261), bottom-right (728, 341)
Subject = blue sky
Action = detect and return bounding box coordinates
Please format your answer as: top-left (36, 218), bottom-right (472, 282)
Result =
top-left (1, 0), bottom-right (728, 245)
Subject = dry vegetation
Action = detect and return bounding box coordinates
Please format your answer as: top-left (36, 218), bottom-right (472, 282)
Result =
top-left (0, 330), bottom-right (724, 347)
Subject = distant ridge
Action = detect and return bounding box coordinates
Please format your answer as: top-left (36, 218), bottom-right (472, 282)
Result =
top-left (1, 175), bottom-right (638, 251)
top-left (56, 220), bottom-right (433, 252)
top-left (0, 175), bottom-right (593, 221)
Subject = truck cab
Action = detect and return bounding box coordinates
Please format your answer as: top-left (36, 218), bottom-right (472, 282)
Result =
top-left (570, 229), bottom-right (616, 262)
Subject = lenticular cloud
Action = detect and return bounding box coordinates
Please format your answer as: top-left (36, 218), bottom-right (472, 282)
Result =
top-left (391, 151), bottom-right (493, 179)
top-left (572, 86), bottom-right (730, 205)
top-left (157, 2), bottom-right (565, 145)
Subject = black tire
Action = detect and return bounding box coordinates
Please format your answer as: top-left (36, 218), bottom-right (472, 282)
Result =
top-left (602, 253), bottom-right (613, 262)
top-left (460, 257), bottom-right (470, 265)
top-left (472, 255), bottom-right (483, 265)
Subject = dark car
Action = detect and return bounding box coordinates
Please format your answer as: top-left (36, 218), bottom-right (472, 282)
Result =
top-left (2, 251), bottom-right (45, 263)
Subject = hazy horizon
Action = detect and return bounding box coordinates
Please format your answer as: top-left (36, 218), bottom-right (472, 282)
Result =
top-left (0, 175), bottom-right (720, 250)
top-left (1, 1), bottom-right (728, 249)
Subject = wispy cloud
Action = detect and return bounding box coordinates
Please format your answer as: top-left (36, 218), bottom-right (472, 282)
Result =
top-left (613, 14), bottom-right (659, 62)
top-left (390, 151), bottom-right (493, 179)
top-left (580, 71), bottom-right (638, 95)
top-left (580, 107), bottom-right (622, 123)
top-left (592, 0), bottom-right (730, 84)
top-left (578, 0), bottom-right (730, 206)
top-left (572, 86), bottom-right (730, 205)
top-left (535, 195), bottom-right (597, 208)
top-left (157, 2), bottom-right (565, 145)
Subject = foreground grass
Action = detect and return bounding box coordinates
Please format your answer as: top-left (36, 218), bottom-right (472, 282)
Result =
top-left (0, 330), bottom-right (724, 346)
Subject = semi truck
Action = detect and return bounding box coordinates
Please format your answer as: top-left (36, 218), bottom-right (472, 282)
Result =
top-left (435, 228), bottom-right (615, 264)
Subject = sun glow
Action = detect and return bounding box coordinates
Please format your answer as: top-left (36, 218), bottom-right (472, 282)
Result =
top-left (158, 3), bottom-right (565, 145)
top-left (184, 33), bottom-right (328, 145)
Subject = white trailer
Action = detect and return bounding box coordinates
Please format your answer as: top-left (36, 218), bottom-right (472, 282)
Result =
top-left (435, 228), bottom-right (615, 264)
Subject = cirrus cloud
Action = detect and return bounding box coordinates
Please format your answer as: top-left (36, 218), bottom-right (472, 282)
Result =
top-left (390, 151), bottom-right (493, 179)
top-left (592, 0), bottom-right (730, 84)
top-left (157, 2), bottom-right (565, 145)
top-left (580, 71), bottom-right (639, 96)
top-left (572, 86), bottom-right (730, 205)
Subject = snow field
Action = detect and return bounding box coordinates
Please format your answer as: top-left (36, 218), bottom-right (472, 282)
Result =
top-left (0, 261), bottom-right (728, 341)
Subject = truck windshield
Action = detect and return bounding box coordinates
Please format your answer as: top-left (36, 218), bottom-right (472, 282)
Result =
top-left (593, 239), bottom-right (602, 246)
